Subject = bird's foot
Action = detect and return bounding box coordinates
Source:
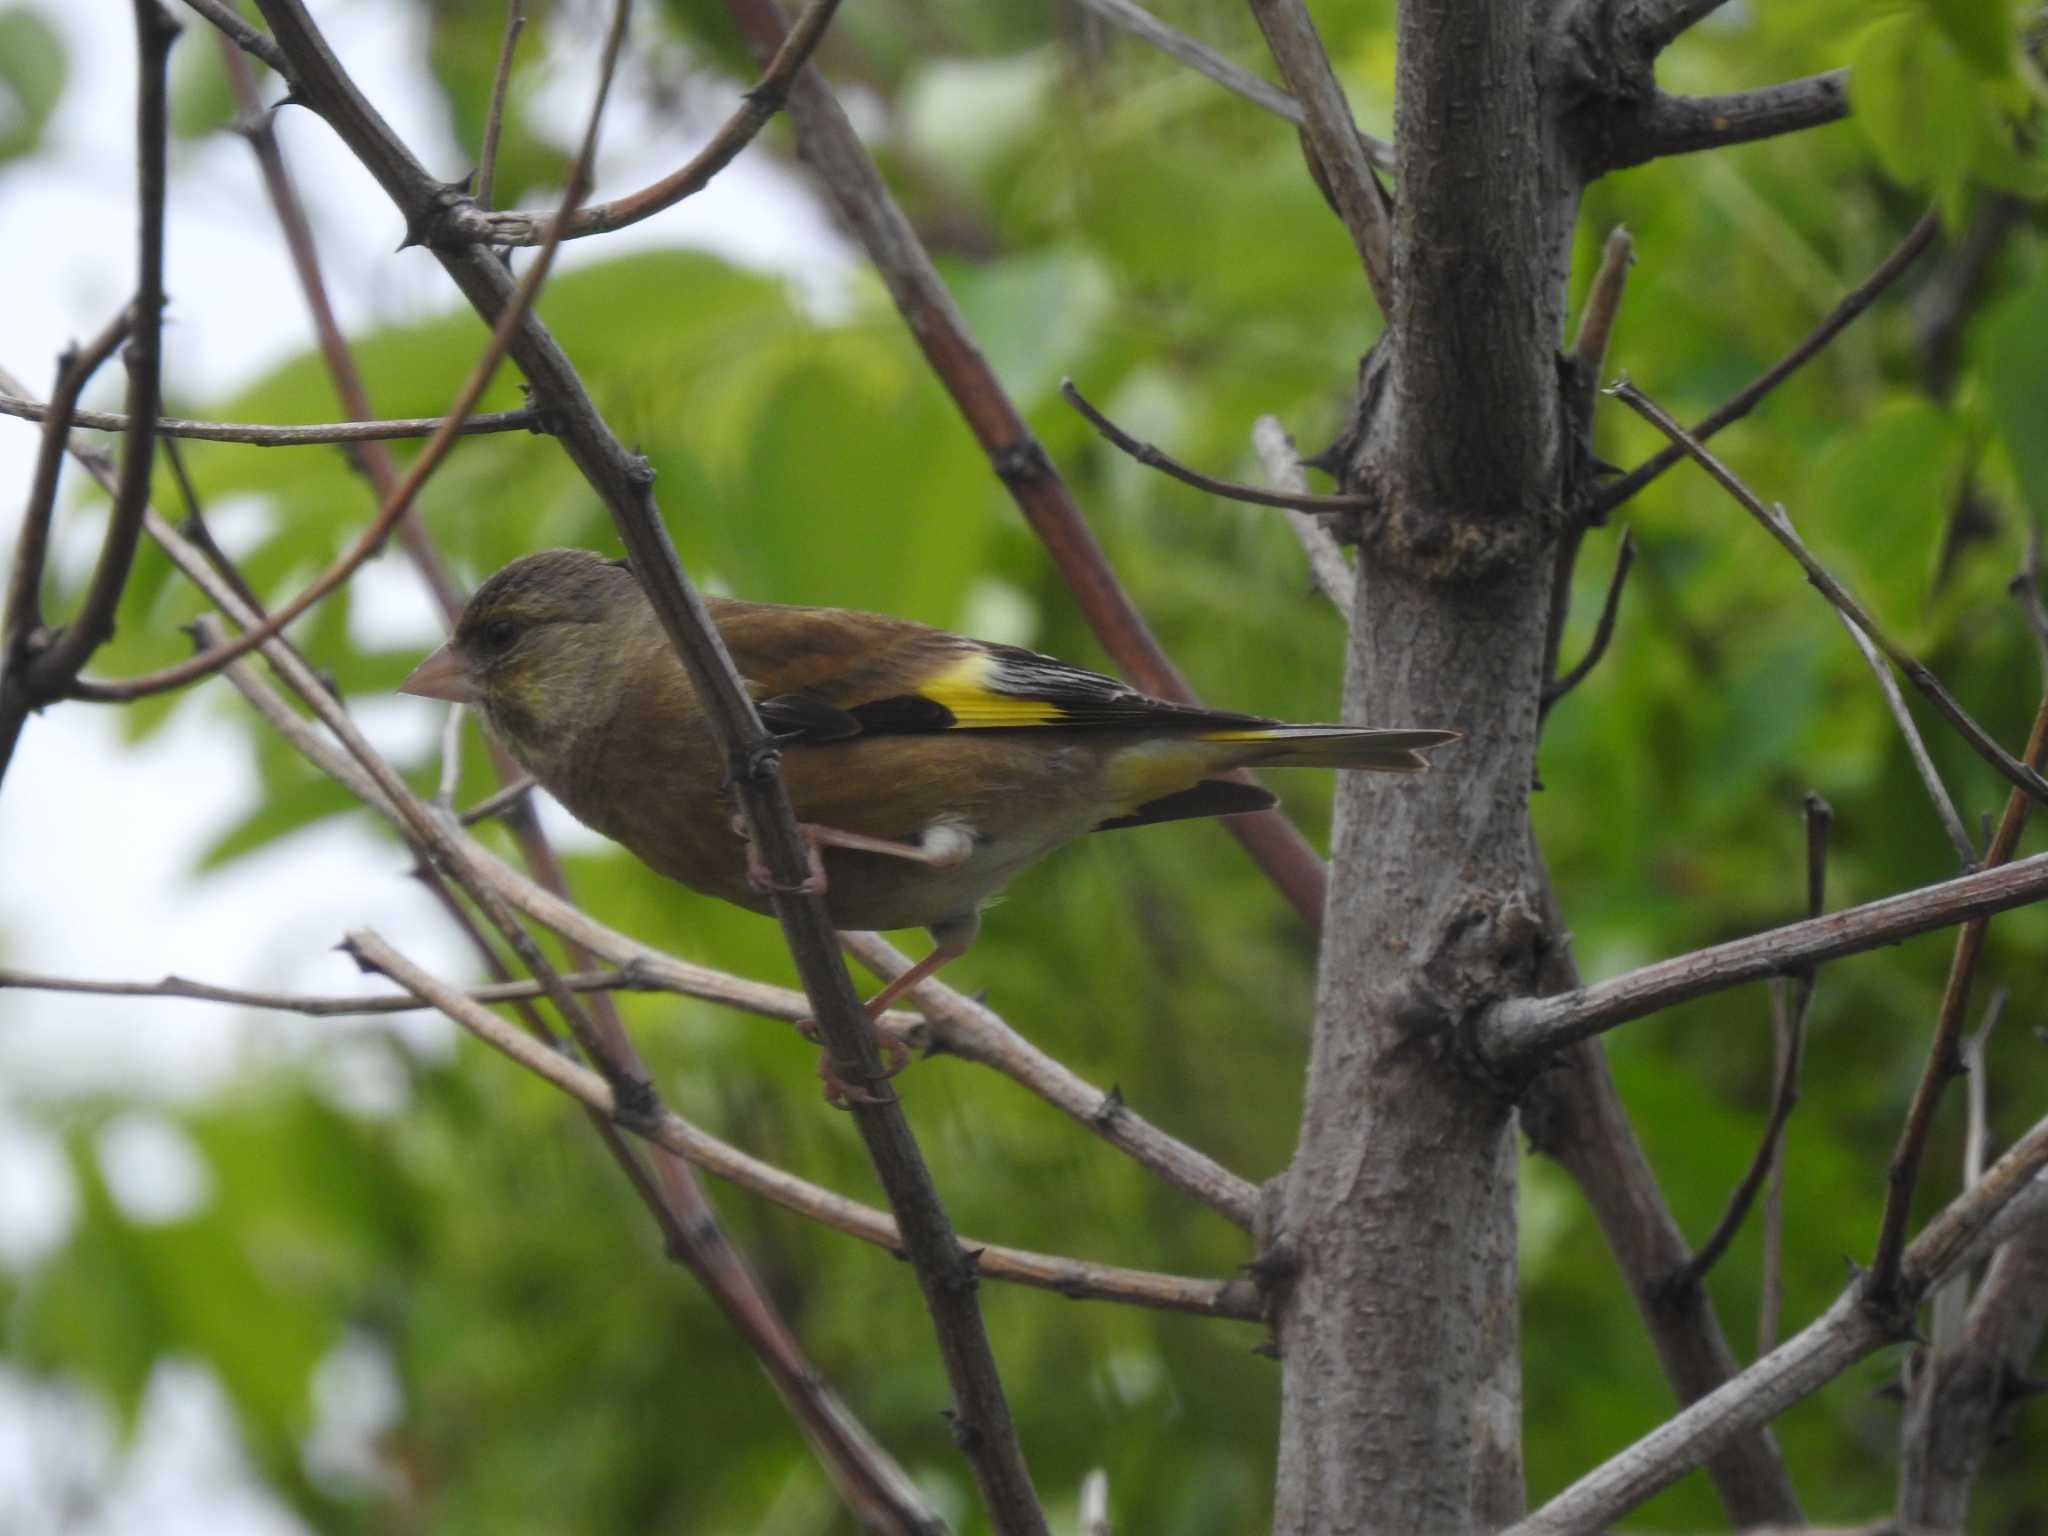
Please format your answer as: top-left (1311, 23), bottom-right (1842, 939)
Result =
top-left (732, 813), bottom-right (829, 896)
top-left (796, 1014), bottom-right (912, 1109)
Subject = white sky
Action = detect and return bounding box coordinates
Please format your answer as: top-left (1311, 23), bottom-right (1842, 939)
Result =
top-left (0, 0), bottom-right (852, 1526)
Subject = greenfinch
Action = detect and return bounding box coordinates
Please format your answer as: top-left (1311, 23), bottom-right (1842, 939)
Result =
top-left (401, 548), bottom-right (1457, 1025)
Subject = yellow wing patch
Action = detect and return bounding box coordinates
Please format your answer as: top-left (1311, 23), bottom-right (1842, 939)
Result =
top-left (916, 653), bottom-right (1069, 727)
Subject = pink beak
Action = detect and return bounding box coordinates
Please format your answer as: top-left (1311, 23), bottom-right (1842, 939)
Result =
top-left (398, 642), bottom-right (480, 704)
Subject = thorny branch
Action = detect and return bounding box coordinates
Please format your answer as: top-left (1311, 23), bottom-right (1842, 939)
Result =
top-left (1660, 795), bottom-right (1828, 1300)
top-left (1609, 380), bottom-right (2048, 810)
top-left (0, 395), bottom-right (539, 447)
top-left (1594, 211), bottom-right (1940, 518)
top-left (1867, 694), bottom-right (2048, 1316)
top-left (1061, 378), bottom-right (1370, 514)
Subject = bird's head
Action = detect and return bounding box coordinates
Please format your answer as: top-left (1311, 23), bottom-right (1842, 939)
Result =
top-left (400, 548), bottom-right (642, 769)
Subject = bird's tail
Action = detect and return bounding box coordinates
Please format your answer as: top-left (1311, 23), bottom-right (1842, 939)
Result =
top-left (1197, 725), bottom-right (1462, 772)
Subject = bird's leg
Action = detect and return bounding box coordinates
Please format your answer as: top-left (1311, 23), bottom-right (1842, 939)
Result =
top-left (733, 816), bottom-right (973, 897)
top-left (809, 913), bottom-right (979, 1108)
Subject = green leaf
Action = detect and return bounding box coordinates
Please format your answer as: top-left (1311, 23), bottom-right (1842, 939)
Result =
top-left (1926, 0), bottom-right (2014, 76)
top-left (0, 8), bottom-right (66, 162)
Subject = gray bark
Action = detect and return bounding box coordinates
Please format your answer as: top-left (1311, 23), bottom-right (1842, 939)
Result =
top-left (1272, 0), bottom-right (1577, 1525)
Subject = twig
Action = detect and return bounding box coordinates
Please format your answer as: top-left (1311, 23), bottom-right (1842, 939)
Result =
top-left (1756, 982), bottom-right (1793, 1356)
top-left (215, 33), bottom-right (468, 623)
top-left (0, 314), bottom-right (136, 775)
top-left (1868, 693), bottom-right (2048, 1314)
top-left (1519, 850), bottom-right (1803, 1524)
top-left (0, 964), bottom-right (644, 1017)
top-left (346, 930), bottom-right (1264, 1321)
top-left (467, 0), bottom-right (847, 247)
top-left (459, 775), bottom-right (538, 826)
top-left (65, 33), bottom-right (609, 707)
top-left (1964, 989), bottom-right (2008, 1191)
top-left (1067, 0), bottom-right (1397, 169)
top-left (1834, 608), bottom-right (1977, 869)
top-left (1252, 415), bottom-right (1355, 622)
top-left (1481, 845), bottom-right (2048, 1069)
top-left (842, 933), bottom-right (1260, 1229)
top-left (1062, 379), bottom-right (1370, 514)
top-left (1572, 226), bottom-right (1636, 380)
top-left (2, 2), bottom-right (178, 778)
top-left (0, 395), bottom-right (539, 446)
top-left (1594, 210), bottom-right (1940, 516)
top-left (472, 0), bottom-right (526, 211)
top-left (1244, 0), bottom-right (1392, 312)
top-left (1510, 1102), bottom-right (2048, 1534)
top-left (1661, 795), bottom-right (1827, 1299)
top-left (1541, 527), bottom-right (1634, 718)
top-left (434, 703), bottom-right (466, 809)
top-left (181, 0), bottom-right (289, 76)
top-left (717, 0), bottom-right (1331, 933)
top-left (256, 3), bottom-right (1050, 1521)
top-left (1609, 379), bottom-right (2048, 810)
top-left (1597, 72), bottom-right (1851, 172)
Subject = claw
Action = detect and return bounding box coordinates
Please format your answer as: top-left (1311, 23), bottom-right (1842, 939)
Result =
top-left (733, 813), bottom-right (829, 896)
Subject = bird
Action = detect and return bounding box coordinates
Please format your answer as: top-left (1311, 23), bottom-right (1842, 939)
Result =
top-left (400, 548), bottom-right (1458, 1096)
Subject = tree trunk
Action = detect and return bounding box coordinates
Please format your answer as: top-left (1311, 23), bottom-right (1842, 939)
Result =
top-left (1272, 0), bottom-right (1576, 1526)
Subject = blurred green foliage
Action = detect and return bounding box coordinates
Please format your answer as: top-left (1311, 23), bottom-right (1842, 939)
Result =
top-left (7, 0), bottom-right (2048, 1530)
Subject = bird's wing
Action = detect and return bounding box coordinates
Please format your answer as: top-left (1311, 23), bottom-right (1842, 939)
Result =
top-left (720, 608), bottom-right (1274, 742)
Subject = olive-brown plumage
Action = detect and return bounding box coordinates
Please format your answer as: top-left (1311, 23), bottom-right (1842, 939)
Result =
top-left (401, 549), bottom-right (1459, 1018)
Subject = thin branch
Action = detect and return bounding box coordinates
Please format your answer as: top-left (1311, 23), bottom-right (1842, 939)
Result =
top-left (843, 933), bottom-right (1260, 1230)
top-left (1520, 847), bottom-right (1804, 1525)
top-left (1835, 610), bottom-right (1977, 870)
top-left (1252, 414), bottom-right (1355, 622)
top-left (15, 1), bottom-right (178, 714)
top-left (472, 0), bottom-right (526, 212)
top-left (1661, 795), bottom-right (1827, 1298)
top-left (1571, 226), bottom-right (1636, 380)
top-left (1899, 1178), bottom-right (2048, 1528)
top-left (1541, 526), bottom-right (1634, 718)
top-left (1756, 982), bottom-right (1794, 1356)
top-left (1075, 0), bottom-right (1292, 132)
top-left (1510, 1105), bottom-right (2048, 1534)
top-left (716, 0), bottom-right (1331, 934)
top-left (1481, 846), bottom-right (2048, 1070)
top-left (1061, 379), bottom-right (1370, 514)
top-left (1868, 694), bottom-right (2048, 1312)
top-left (1244, 0), bottom-right (1392, 311)
top-left (215, 32), bottom-right (468, 623)
top-left (0, 964), bottom-right (645, 1018)
top-left (181, 0), bottom-right (290, 77)
top-left (467, 0), bottom-right (847, 247)
top-left (459, 775), bottom-right (538, 826)
top-left (347, 930), bottom-right (1264, 1322)
top-left (1608, 379), bottom-right (2048, 811)
top-left (4, 317), bottom-right (132, 663)
top-left (1594, 210), bottom-right (1941, 517)
top-left (256, 3), bottom-right (1049, 1521)
top-left (64, 51), bottom-right (605, 707)
top-left (0, 395), bottom-right (539, 446)
top-left (1597, 71), bottom-right (1850, 173)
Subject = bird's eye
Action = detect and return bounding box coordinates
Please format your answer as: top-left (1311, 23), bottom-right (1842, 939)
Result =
top-left (479, 617), bottom-right (519, 652)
